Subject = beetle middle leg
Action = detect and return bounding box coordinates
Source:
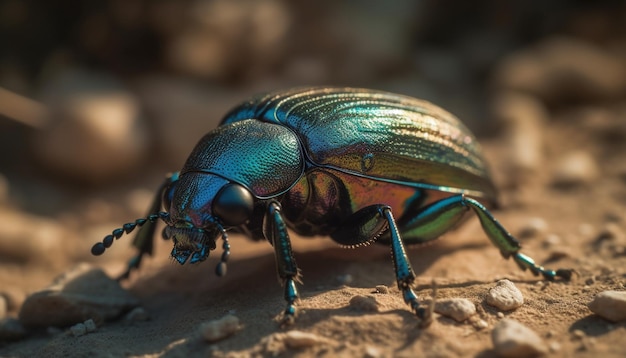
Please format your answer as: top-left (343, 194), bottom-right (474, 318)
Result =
top-left (399, 194), bottom-right (574, 280)
top-left (263, 201), bottom-right (302, 325)
top-left (330, 204), bottom-right (434, 327)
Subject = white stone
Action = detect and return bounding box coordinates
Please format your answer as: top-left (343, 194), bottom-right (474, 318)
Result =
top-left (552, 151), bottom-right (599, 187)
top-left (492, 319), bottom-right (548, 357)
top-left (588, 291), bottom-right (626, 322)
top-left (283, 330), bottom-right (326, 348)
top-left (19, 263), bottom-right (139, 328)
top-left (486, 280), bottom-right (524, 311)
top-left (200, 315), bottom-right (240, 342)
top-left (434, 298), bottom-right (477, 322)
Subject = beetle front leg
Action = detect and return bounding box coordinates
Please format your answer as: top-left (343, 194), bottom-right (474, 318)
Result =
top-left (118, 173), bottom-right (179, 280)
top-left (263, 201), bottom-right (302, 325)
top-left (400, 195), bottom-right (574, 281)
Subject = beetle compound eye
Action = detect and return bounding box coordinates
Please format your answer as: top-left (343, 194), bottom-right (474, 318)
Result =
top-left (213, 183), bottom-right (254, 226)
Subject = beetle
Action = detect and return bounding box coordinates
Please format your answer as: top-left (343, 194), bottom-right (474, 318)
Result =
top-left (91, 87), bottom-right (572, 326)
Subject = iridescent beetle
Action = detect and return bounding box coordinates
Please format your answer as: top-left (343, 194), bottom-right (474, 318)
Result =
top-left (92, 87), bottom-right (572, 325)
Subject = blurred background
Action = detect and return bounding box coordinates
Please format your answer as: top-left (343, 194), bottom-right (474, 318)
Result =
top-left (1, 0), bottom-right (626, 319)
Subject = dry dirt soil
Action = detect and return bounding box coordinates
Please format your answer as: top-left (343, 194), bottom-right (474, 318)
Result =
top-left (1, 107), bottom-right (626, 358)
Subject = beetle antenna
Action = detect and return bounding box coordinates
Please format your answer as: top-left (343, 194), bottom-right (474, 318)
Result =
top-left (91, 212), bottom-right (170, 256)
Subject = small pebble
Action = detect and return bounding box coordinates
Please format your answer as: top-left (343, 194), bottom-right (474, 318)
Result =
top-left (364, 345), bottom-right (382, 358)
top-left (552, 151), bottom-right (599, 187)
top-left (19, 263), bottom-right (139, 328)
top-left (375, 285), bottom-right (389, 294)
top-left (518, 217), bottom-right (549, 239)
top-left (549, 341), bottom-right (561, 353)
top-left (542, 234), bottom-right (561, 248)
top-left (283, 330), bottom-right (326, 348)
top-left (486, 280), bottom-right (524, 311)
top-left (349, 295), bottom-right (379, 312)
top-left (434, 298), bottom-right (477, 322)
top-left (337, 274), bottom-right (353, 285)
top-left (572, 329), bottom-right (586, 339)
top-left (0, 318), bottom-right (27, 341)
top-left (588, 291), bottom-right (626, 322)
top-left (70, 323), bottom-right (87, 337)
top-left (125, 307), bottom-right (150, 322)
top-left (596, 223), bottom-right (625, 243)
top-left (0, 296), bottom-right (6, 320)
top-left (472, 318), bottom-right (489, 330)
top-left (492, 319), bottom-right (548, 357)
top-left (200, 315), bottom-right (240, 342)
top-left (579, 223), bottom-right (595, 238)
top-left (84, 319), bottom-right (97, 333)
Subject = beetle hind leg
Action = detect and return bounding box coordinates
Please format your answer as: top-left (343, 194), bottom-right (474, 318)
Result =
top-left (399, 194), bottom-right (574, 281)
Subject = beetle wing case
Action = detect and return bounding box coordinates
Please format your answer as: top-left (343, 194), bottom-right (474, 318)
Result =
top-left (222, 87), bottom-right (497, 204)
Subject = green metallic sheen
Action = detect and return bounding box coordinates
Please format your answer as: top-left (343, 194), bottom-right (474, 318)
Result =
top-left (223, 87), bottom-right (497, 201)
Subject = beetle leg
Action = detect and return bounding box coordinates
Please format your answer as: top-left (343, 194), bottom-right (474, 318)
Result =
top-left (263, 201), bottom-right (302, 325)
top-left (330, 205), bottom-right (432, 326)
top-left (380, 206), bottom-right (434, 327)
top-left (399, 195), bottom-right (574, 281)
top-left (118, 173), bottom-right (178, 280)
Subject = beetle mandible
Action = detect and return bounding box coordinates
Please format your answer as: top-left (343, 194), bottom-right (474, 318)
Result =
top-left (92, 87), bottom-right (573, 326)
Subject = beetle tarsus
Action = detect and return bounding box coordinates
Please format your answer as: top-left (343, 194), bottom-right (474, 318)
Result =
top-left (513, 252), bottom-right (573, 281)
top-left (279, 280), bottom-right (298, 327)
top-left (556, 269), bottom-right (576, 280)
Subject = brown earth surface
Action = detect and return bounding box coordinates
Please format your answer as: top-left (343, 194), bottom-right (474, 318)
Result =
top-left (1, 109), bottom-right (625, 357)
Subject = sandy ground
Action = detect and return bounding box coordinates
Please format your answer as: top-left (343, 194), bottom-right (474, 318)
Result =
top-left (1, 108), bottom-right (625, 358)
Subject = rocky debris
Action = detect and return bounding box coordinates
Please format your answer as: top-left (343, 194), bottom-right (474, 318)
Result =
top-left (552, 151), bottom-right (600, 187)
top-left (200, 315), bottom-right (241, 342)
top-left (486, 280), bottom-right (524, 311)
top-left (164, 0), bottom-right (291, 81)
top-left (19, 263), bottom-right (139, 328)
top-left (492, 37), bottom-right (626, 103)
top-left (31, 69), bottom-right (149, 185)
top-left (135, 77), bottom-right (241, 166)
top-left (518, 217), bottom-right (549, 239)
top-left (125, 307), bottom-right (150, 322)
top-left (0, 207), bottom-right (67, 266)
top-left (69, 319), bottom-right (97, 337)
top-left (349, 295), bottom-right (380, 312)
top-left (374, 285), bottom-right (389, 294)
top-left (434, 298), bottom-right (477, 322)
top-left (0, 295), bottom-right (6, 320)
top-left (492, 319), bottom-right (548, 357)
top-left (491, 92), bottom-right (548, 185)
top-left (593, 223), bottom-right (626, 256)
top-left (588, 291), bottom-right (626, 322)
top-left (282, 330), bottom-right (329, 349)
top-left (0, 318), bottom-right (27, 342)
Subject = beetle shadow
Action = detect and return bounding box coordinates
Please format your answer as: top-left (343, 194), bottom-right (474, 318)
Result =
top-left (569, 315), bottom-right (626, 337)
top-left (118, 238), bottom-right (489, 356)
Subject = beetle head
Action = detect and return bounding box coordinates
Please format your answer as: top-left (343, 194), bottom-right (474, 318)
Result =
top-left (163, 172), bottom-right (254, 265)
